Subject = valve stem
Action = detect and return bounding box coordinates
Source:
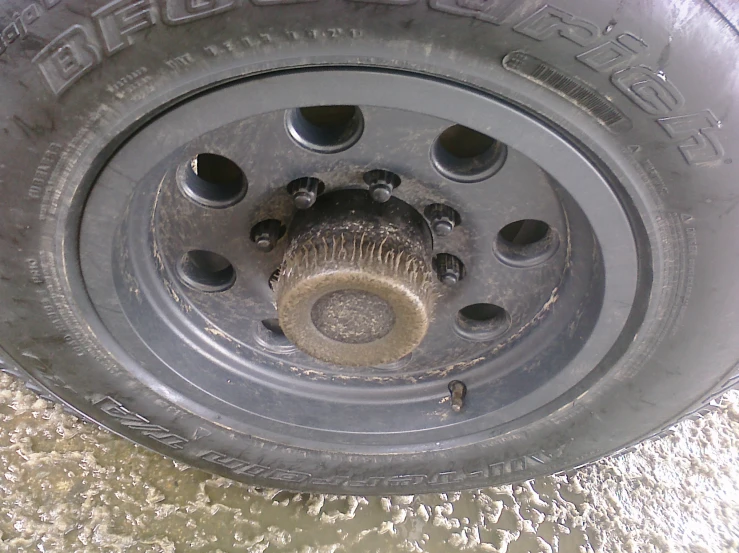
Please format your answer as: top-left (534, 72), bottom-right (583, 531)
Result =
top-left (448, 380), bottom-right (466, 412)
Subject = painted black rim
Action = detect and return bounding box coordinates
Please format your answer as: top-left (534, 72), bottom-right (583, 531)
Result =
top-left (79, 68), bottom-right (644, 452)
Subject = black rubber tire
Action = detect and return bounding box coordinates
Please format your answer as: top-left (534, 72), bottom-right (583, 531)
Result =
top-left (1, 0), bottom-right (738, 494)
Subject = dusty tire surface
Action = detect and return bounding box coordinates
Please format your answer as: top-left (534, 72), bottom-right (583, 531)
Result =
top-left (0, 0), bottom-right (738, 494)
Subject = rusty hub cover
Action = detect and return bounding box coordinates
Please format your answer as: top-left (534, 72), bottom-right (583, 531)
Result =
top-left (277, 190), bottom-right (436, 366)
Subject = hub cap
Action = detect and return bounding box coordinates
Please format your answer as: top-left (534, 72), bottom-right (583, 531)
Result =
top-left (277, 190), bottom-right (435, 366)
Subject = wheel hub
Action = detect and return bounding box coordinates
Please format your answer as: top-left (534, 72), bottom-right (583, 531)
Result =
top-left (277, 190), bottom-right (435, 366)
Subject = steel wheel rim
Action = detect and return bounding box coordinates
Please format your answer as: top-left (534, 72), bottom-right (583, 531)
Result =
top-left (78, 68), bottom-right (644, 452)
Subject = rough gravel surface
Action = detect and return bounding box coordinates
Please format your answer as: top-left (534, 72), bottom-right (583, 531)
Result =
top-left (0, 372), bottom-right (737, 553)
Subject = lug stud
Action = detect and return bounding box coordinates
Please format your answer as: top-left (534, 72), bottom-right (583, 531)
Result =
top-left (364, 170), bottom-right (401, 203)
top-left (251, 220), bottom-right (282, 252)
top-left (288, 177), bottom-right (323, 210)
top-left (370, 182), bottom-right (393, 203)
top-left (435, 253), bottom-right (464, 285)
top-left (426, 204), bottom-right (460, 237)
top-left (434, 219), bottom-right (454, 236)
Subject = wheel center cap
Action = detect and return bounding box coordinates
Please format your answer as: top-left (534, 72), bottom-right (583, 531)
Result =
top-left (276, 190), bottom-right (436, 367)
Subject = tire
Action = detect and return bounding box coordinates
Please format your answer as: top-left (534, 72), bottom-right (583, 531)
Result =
top-left (0, 0), bottom-right (737, 495)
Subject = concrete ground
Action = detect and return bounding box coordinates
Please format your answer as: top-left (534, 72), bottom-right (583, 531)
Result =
top-left (0, 372), bottom-right (737, 553)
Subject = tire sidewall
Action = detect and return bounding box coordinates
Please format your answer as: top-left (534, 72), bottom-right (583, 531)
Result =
top-left (0, 0), bottom-right (737, 493)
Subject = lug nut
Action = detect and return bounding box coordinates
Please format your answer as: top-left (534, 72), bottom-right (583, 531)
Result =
top-left (268, 267), bottom-right (281, 291)
top-left (434, 219), bottom-right (454, 236)
top-left (435, 253), bottom-right (464, 285)
top-left (448, 380), bottom-right (466, 412)
top-left (251, 220), bottom-right (282, 252)
top-left (364, 170), bottom-right (401, 203)
top-left (370, 183), bottom-right (393, 203)
top-left (426, 204), bottom-right (460, 237)
top-left (287, 177), bottom-right (323, 210)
